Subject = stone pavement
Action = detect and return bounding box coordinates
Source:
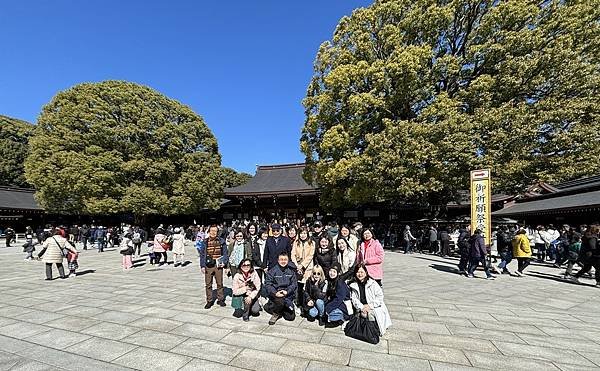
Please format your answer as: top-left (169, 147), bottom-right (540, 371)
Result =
top-left (1, 245), bottom-right (600, 371)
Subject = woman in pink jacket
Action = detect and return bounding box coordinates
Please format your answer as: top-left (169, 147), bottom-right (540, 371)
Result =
top-left (231, 258), bottom-right (262, 321)
top-left (356, 228), bottom-right (384, 286)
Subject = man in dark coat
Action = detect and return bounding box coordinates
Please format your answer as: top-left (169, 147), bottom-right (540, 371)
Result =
top-left (264, 252), bottom-right (297, 325)
top-left (467, 229), bottom-right (495, 279)
top-left (265, 223), bottom-right (292, 269)
top-left (457, 226), bottom-right (471, 275)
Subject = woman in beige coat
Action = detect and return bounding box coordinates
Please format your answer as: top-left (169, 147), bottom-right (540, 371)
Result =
top-left (38, 229), bottom-right (76, 280)
top-left (291, 227), bottom-right (315, 309)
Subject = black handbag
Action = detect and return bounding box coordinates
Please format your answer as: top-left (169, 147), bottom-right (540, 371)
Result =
top-left (205, 255), bottom-right (216, 268)
top-left (344, 314), bottom-right (380, 344)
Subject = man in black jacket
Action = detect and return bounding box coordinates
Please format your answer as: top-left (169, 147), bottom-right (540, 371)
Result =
top-left (265, 252), bottom-right (297, 325)
top-left (265, 223), bottom-right (291, 269)
top-left (457, 226), bottom-right (470, 275)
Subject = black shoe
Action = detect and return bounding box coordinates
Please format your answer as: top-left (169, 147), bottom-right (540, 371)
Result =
top-left (204, 302), bottom-right (214, 309)
top-left (45, 278), bottom-right (52, 281)
top-left (233, 308), bottom-right (244, 318)
top-left (325, 320), bottom-right (344, 328)
top-left (243, 314), bottom-right (250, 322)
top-left (318, 317), bottom-right (325, 326)
top-left (60, 276), bottom-right (67, 279)
top-left (217, 300), bottom-right (226, 307)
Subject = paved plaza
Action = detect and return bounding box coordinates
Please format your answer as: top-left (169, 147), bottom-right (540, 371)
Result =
top-left (1, 245), bottom-right (600, 371)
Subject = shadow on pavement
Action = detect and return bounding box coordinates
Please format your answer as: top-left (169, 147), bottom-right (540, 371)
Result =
top-left (75, 269), bottom-right (95, 276)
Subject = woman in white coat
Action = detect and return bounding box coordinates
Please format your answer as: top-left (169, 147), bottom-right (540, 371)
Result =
top-left (349, 263), bottom-right (392, 336)
top-left (38, 229), bottom-right (76, 280)
top-left (171, 227), bottom-right (186, 267)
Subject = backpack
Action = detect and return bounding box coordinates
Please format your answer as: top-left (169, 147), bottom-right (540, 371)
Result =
top-left (132, 232), bottom-right (141, 244)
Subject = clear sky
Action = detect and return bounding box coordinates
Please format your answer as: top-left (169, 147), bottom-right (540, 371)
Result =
top-left (0, 0), bottom-right (371, 174)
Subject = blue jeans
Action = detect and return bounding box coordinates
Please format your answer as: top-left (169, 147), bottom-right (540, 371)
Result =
top-left (308, 299), bottom-right (325, 318)
top-left (328, 308), bottom-right (344, 322)
top-left (498, 251), bottom-right (512, 269)
top-left (468, 257), bottom-right (492, 278)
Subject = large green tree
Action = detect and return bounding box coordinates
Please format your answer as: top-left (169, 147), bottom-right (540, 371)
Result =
top-left (222, 167), bottom-right (253, 189)
top-left (301, 0), bottom-right (600, 209)
top-left (25, 80), bottom-right (223, 216)
top-left (0, 115), bottom-right (34, 187)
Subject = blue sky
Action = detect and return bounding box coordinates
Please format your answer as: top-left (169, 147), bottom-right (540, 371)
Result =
top-left (0, 1), bottom-right (371, 174)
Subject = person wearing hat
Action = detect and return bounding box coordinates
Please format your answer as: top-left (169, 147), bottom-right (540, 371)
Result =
top-left (119, 231), bottom-right (134, 270)
top-left (311, 221), bottom-right (327, 246)
top-left (265, 223), bottom-right (292, 270)
top-left (172, 227), bottom-right (186, 267)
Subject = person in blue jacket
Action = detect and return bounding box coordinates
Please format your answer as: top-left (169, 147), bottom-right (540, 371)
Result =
top-left (265, 252), bottom-right (297, 325)
top-left (324, 263), bottom-right (351, 327)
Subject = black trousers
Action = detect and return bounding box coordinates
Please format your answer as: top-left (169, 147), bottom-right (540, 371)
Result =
top-left (458, 248), bottom-right (469, 272)
top-left (269, 297), bottom-right (295, 321)
top-left (46, 263), bottom-right (65, 279)
top-left (157, 252), bottom-right (168, 264)
top-left (440, 240), bottom-right (450, 256)
top-left (517, 258), bottom-right (530, 273)
top-left (575, 257), bottom-right (600, 281)
top-left (134, 242), bottom-right (142, 255)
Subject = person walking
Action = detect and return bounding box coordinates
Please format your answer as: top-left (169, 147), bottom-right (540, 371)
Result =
top-left (571, 225), bottom-right (600, 286)
top-left (534, 225), bottom-right (550, 262)
top-left (467, 229), bottom-right (495, 279)
top-left (563, 233), bottom-right (582, 279)
top-left (512, 228), bottom-right (532, 276)
top-left (457, 226), bottom-right (471, 275)
top-left (356, 228), bottom-right (384, 286)
top-left (403, 226), bottom-right (416, 254)
top-left (438, 227), bottom-right (450, 257)
top-left (119, 231), bottom-right (134, 270)
top-left (24, 226), bottom-right (36, 261)
top-left (201, 225), bottom-right (228, 309)
top-left (4, 227), bottom-right (15, 247)
top-left (153, 228), bottom-right (169, 266)
top-left (38, 229), bottom-right (76, 280)
top-left (495, 226), bottom-right (513, 274)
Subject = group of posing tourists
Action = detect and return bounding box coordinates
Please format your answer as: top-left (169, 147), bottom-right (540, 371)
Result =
top-left (198, 221), bottom-right (392, 341)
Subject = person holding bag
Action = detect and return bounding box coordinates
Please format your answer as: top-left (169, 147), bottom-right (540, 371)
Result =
top-left (119, 231), bottom-right (134, 270)
top-left (231, 258), bottom-right (262, 321)
top-left (37, 228), bottom-right (76, 280)
top-left (347, 263), bottom-right (391, 342)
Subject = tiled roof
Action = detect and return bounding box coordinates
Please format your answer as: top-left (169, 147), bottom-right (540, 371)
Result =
top-left (224, 163), bottom-right (318, 197)
top-left (0, 187), bottom-right (43, 211)
top-left (494, 190), bottom-right (600, 216)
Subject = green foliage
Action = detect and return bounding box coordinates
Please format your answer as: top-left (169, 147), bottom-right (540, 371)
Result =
top-left (222, 167), bottom-right (253, 189)
top-left (25, 80), bottom-right (223, 215)
top-left (0, 115), bottom-right (34, 187)
top-left (301, 0), bottom-right (600, 208)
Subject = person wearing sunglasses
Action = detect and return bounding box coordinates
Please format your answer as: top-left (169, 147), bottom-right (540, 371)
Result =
top-left (228, 229), bottom-right (252, 278)
top-left (231, 258), bottom-right (262, 321)
top-left (303, 265), bottom-right (328, 325)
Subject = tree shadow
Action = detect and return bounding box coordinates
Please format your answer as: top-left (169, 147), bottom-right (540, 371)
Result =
top-left (524, 271), bottom-right (597, 287)
top-left (212, 287), bottom-right (233, 299)
top-left (414, 256), bottom-right (459, 265)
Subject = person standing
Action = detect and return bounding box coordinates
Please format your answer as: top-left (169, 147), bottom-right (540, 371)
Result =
top-left (171, 227), bottom-right (186, 267)
top-left (291, 226), bottom-right (315, 309)
top-left (119, 231), bottom-right (134, 270)
top-left (534, 225), bottom-right (550, 262)
top-left (314, 236), bottom-right (338, 277)
top-left (334, 225), bottom-right (360, 252)
top-left (228, 230), bottom-right (252, 277)
top-left (311, 221), bottom-right (327, 246)
top-left (251, 226), bottom-right (269, 282)
top-left (80, 225), bottom-right (90, 250)
top-left (457, 226), bottom-right (471, 275)
top-left (265, 223), bottom-right (291, 270)
top-left (428, 226), bottom-right (438, 254)
top-left (201, 225), bottom-right (228, 309)
top-left (356, 228), bottom-right (385, 286)
top-left (438, 227), bottom-right (450, 257)
top-left (95, 226), bottom-right (106, 253)
top-left (4, 227), bottom-right (15, 247)
top-left (336, 237), bottom-right (356, 282)
top-left (153, 228), bottom-right (168, 266)
top-left (512, 228), bottom-right (532, 276)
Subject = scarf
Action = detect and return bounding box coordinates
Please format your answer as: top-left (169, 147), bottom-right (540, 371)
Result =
top-left (231, 241), bottom-right (245, 266)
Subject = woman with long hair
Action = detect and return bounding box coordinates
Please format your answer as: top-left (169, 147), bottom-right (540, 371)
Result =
top-left (356, 228), bottom-right (384, 286)
top-left (231, 258), bottom-right (262, 321)
top-left (348, 263), bottom-right (392, 336)
top-left (291, 226), bottom-right (315, 310)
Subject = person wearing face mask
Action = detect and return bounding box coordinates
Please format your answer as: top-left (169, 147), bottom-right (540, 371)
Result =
top-left (228, 229), bottom-right (252, 278)
top-left (265, 223), bottom-right (292, 270)
top-left (291, 226), bottom-right (315, 310)
top-left (356, 228), bottom-right (385, 286)
top-left (314, 236), bottom-right (338, 277)
top-left (349, 263), bottom-right (392, 336)
top-left (324, 263), bottom-right (351, 327)
top-left (335, 237), bottom-right (356, 282)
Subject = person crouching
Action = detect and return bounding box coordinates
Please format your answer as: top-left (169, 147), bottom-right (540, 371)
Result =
top-left (264, 252), bottom-right (297, 325)
top-left (231, 258), bottom-right (261, 321)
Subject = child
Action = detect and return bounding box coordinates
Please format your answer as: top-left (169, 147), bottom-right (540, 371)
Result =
top-left (120, 232), bottom-right (134, 270)
top-left (564, 234), bottom-right (582, 279)
top-left (148, 241), bottom-right (157, 266)
top-left (66, 244), bottom-right (79, 277)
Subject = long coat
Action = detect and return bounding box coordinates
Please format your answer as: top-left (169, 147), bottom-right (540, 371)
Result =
top-left (40, 235), bottom-right (73, 264)
top-left (356, 239), bottom-right (384, 280)
top-left (171, 233), bottom-right (186, 255)
top-left (349, 278), bottom-right (392, 336)
top-left (291, 239), bottom-right (315, 283)
top-left (153, 233), bottom-right (167, 253)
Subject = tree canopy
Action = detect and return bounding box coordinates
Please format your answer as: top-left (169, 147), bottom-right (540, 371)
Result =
top-left (301, 0), bottom-right (600, 209)
top-left (25, 80), bottom-right (223, 216)
top-left (222, 167), bottom-right (253, 189)
top-left (0, 115), bottom-right (34, 188)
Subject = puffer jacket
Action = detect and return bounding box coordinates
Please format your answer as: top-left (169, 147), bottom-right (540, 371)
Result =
top-left (314, 248), bottom-right (337, 275)
top-left (303, 278), bottom-right (327, 310)
top-left (39, 235), bottom-right (74, 264)
top-left (512, 233), bottom-right (532, 258)
top-left (469, 234), bottom-right (486, 258)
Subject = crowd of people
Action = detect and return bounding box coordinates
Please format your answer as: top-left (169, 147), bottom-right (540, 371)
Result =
top-left (5, 217), bottom-right (599, 344)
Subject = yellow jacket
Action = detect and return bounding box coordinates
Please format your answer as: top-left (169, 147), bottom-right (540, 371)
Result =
top-left (512, 234), bottom-right (532, 258)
